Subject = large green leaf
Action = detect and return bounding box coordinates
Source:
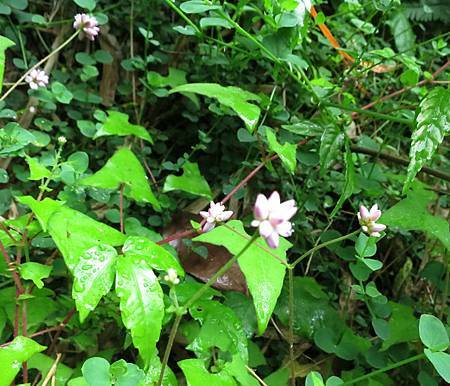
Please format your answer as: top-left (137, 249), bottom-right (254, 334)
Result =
top-left (0, 35), bottom-right (14, 94)
top-left (170, 83), bottom-right (261, 132)
top-left (319, 126), bottom-right (344, 174)
top-left (28, 353), bottom-right (73, 386)
top-left (163, 161), bottom-right (212, 199)
top-left (73, 245), bottom-right (117, 322)
top-left (115, 254), bottom-right (164, 367)
top-left (0, 336), bottom-right (46, 385)
top-left (122, 236), bottom-right (184, 276)
top-left (179, 359), bottom-right (237, 386)
top-left (194, 220), bottom-right (291, 334)
top-left (94, 111), bottom-right (152, 143)
top-left (187, 300), bottom-right (248, 363)
top-left (404, 87), bottom-right (450, 193)
top-left (80, 147), bottom-right (160, 210)
top-left (381, 302), bottom-right (418, 350)
top-left (266, 128), bottom-right (297, 174)
top-left (18, 196), bottom-right (126, 272)
top-left (389, 12), bottom-right (415, 53)
top-left (382, 183), bottom-right (450, 250)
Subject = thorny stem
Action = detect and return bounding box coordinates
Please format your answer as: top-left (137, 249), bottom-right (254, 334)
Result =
top-left (0, 30), bottom-right (80, 101)
top-left (290, 230), bottom-right (360, 268)
top-left (157, 233), bottom-right (259, 386)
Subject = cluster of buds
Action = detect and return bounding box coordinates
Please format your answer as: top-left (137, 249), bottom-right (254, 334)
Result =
top-left (251, 191), bottom-right (297, 249)
top-left (357, 204), bottom-right (386, 237)
top-left (73, 13), bottom-right (100, 41)
top-left (199, 201), bottom-right (233, 233)
top-left (25, 68), bottom-right (48, 90)
top-left (164, 268), bottom-right (180, 286)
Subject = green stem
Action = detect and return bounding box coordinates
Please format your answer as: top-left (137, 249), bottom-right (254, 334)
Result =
top-left (162, 0), bottom-right (202, 36)
top-left (157, 233), bottom-right (259, 386)
top-left (342, 352), bottom-right (425, 385)
top-left (291, 230), bottom-right (360, 268)
top-left (1, 30), bottom-right (79, 101)
top-left (322, 102), bottom-right (413, 125)
top-left (288, 267), bottom-right (295, 386)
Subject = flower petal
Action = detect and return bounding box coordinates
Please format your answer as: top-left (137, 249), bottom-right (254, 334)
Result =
top-left (359, 205), bottom-right (370, 221)
top-left (254, 194), bottom-right (269, 220)
top-left (202, 222), bottom-right (216, 233)
top-left (268, 191), bottom-right (281, 208)
top-left (259, 220), bottom-right (273, 238)
top-left (265, 232), bottom-right (279, 249)
top-left (218, 210), bottom-right (233, 222)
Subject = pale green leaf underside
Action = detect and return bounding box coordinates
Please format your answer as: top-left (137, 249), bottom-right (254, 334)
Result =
top-left (0, 336), bottom-right (46, 385)
top-left (170, 83), bottom-right (261, 132)
top-left (381, 183), bottom-right (449, 250)
top-left (194, 220), bottom-right (291, 334)
top-left (266, 128), bottom-right (297, 174)
top-left (115, 255), bottom-right (164, 368)
top-left (424, 349), bottom-right (450, 383)
top-left (18, 196), bottom-right (126, 272)
top-left (94, 110), bottom-right (152, 143)
top-left (73, 245), bottom-right (117, 322)
top-left (80, 147), bottom-right (160, 210)
top-left (404, 87), bottom-right (450, 193)
top-left (163, 161), bottom-right (212, 199)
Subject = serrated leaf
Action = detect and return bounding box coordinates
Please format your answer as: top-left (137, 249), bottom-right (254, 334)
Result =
top-left (73, 245), bottom-right (117, 322)
top-left (18, 196), bottom-right (126, 272)
top-left (80, 148), bottom-right (160, 210)
top-left (94, 111), bottom-right (152, 143)
top-left (19, 262), bottom-right (52, 289)
top-left (404, 87), bottom-right (450, 193)
top-left (382, 183), bottom-right (449, 250)
top-left (424, 349), bottom-right (450, 383)
top-left (194, 220), bottom-right (291, 334)
top-left (163, 161), bottom-right (212, 199)
top-left (170, 83), bottom-right (260, 132)
top-left (0, 35), bottom-right (14, 94)
top-left (266, 128), bottom-right (297, 174)
top-left (115, 255), bottom-right (164, 367)
top-left (319, 126), bottom-right (344, 174)
top-left (419, 314), bottom-right (449, 351)
top-left (25, 155), bottom-right (52, 180)
top-left (122, 236), bottom-right (184, 276)
top-left (0, 336), bottom-right (46, 385)
top-left (179, 359), bottom-right (237, 386)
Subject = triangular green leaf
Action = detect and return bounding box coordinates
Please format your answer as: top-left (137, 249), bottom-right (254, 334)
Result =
top-left (18, 196), bottom-right (126, 272)
top-left (194, 220), bottom-right (291, 334)
top-left (163, 161), bottom-right (212, 199)
top-left (25, 155), bottom-right (52, 180)
top-left (73, 245), bottom-right (118, 322)
top-left (94, 111), bottom-right (152, 143)
top-left (115, 255), bottom-right (164, 368)
top-left (266, 128), bottom-right (297, 174)
top-left (0, 336), bottom-right (46, 385)
top-left (80, 147), bottom-right (160, 210)
top-left (170, 83), bottom-right (260, 132)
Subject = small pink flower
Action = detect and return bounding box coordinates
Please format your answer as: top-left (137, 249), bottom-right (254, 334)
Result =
top-left (357, 204), bottom-right (386, 237)
top-left (199, 201), bottom-right (233, 233)
top-left (73, 13), bottom-right (100, 41)
top-left (25, 68), bottom-right (49, 90)
top-left (251, 191), bottom-right (297, 249)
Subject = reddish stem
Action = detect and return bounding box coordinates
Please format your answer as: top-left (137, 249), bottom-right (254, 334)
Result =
top-left (353, 60), bottom-right (450, 117)
top-left (0, 222), bottom-right (18, 243)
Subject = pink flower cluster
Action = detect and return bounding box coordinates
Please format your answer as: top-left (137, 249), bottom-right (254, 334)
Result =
top-left (252, 191), bottom-right (297, 249)
top-left (357, 204), bottom-right (386, 237)
top-left (73, 14), bottom-right (100, 41)
top-left (200, 201), bottom-right (233, 232)
top-left (25, 68), bottom-right (49, 90)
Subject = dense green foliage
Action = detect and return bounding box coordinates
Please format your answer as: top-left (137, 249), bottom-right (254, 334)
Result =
top-left (0, 0), bottom-right (449, 385)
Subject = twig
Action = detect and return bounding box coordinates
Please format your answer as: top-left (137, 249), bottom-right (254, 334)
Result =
top-left (41, 353), bottom-right (62, 386)
top-left (246, 365), bottom-right (269, 386)
top-left (351, 145), bottom-right (450, 182)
